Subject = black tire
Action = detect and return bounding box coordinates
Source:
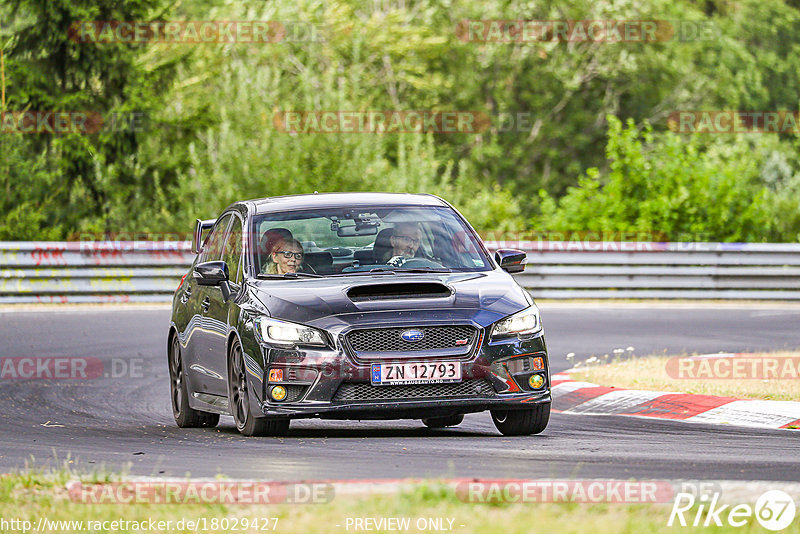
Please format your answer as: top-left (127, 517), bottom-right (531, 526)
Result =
top-left (168, 334), bottom-right (219, 428)
top-left (422, 414), bottom-right (464, 428)
top-left (491, 404), bottom-right (550, 436)
top-left (228, 339), bottom-right (290, 437)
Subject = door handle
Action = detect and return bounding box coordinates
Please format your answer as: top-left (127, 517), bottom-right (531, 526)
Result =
top-left (201, 296), bottom-right (211, 313)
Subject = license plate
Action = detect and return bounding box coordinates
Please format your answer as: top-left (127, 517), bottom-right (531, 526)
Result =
top-left (371, 361), bottom-right (461, 385)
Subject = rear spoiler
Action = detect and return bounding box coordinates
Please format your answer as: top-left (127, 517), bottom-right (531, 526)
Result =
top-left (192, 218), bottom-right (217, 254)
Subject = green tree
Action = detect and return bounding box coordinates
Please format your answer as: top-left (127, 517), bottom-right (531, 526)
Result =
top-left (2, 0), bottom-right (800, 240)
top-left (0, 0), bottom-right (205, 238)
top-left (537, 116), bottom-right (784, 242)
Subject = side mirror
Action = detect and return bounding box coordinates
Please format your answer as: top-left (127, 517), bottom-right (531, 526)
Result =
top-left (194, 261), bottom-right (234, 301)
top-left (194, 261), bottom-right (229, 286)
top-left (494, 249), bottom-right (527, 274)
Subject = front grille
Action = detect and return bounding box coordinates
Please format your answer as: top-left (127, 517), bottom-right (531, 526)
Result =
top-left (347, 325), bottom-right (477, 353)
top-left (332, 378), bottom-right (495, 402)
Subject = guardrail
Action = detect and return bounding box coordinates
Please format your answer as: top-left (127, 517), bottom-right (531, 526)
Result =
top-left (0, 242), bottom-right (194, 304)
top-left (1, 241), bottom-right (800, 303)
top-left (506, 240), bottom-right (800, 300)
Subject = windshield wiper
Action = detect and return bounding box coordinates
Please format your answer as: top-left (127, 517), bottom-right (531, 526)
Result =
top-left (328, 267), bottom-right (452, 276)
top-left (392, 268), bottom-right (452, 273)
top-left (328, 268), bottom-right (397, 277)
top-left (368, 267), bottom-right (397, 274)
top-left (256, 272), bottom-right (323, 280)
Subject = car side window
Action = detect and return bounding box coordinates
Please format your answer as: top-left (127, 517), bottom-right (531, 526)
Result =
top-left (199, 214), bottom-right (232, 263)
top-left (222, 217), bottom-right (244, 284)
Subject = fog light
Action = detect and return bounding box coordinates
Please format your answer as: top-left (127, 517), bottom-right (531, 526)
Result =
top-left (270, 385), bottom-right (287, 401)
top-left (528, 374), bottom-right (545, 389)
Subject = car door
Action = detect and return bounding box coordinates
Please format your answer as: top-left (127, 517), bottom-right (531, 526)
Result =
top-left (198, 213), bottom-right (245, 396)
top-left (185, 213), bottom-right (232, 394)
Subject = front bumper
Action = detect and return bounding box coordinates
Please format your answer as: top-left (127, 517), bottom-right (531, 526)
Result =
top-left (261, 393), bottom-right (551, 420)
top-left (249, 327), bottom-right (551, 420)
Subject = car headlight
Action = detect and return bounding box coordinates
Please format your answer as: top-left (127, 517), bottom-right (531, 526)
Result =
top-left (255, 317), bottom-right (327, 347)
top-left (492, 306), bottom-right (542, 339)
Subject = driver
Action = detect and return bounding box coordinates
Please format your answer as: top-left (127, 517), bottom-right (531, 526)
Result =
top-left (386, 223), bottom-right (422, 267)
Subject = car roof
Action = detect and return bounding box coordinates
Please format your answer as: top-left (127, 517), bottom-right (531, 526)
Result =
top-left (249, 192), bottom-right (449, 215)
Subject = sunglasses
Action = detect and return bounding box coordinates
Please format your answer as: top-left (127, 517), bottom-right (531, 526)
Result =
top-left (274, 250), bottom-right (304, 260)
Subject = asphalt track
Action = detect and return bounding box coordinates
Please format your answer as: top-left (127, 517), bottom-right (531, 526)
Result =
top-left (0, 304), bottom-right (798, 481)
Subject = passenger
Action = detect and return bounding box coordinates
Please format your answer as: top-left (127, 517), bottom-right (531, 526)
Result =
top-left (264, 238), bottom-right (304, 275)
top-left (259, 228), bottom-right (293, 273)
top-left (386, 222), bottom-right (422, 267)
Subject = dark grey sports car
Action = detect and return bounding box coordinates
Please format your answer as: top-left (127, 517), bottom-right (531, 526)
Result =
top-left (168, 193), bottom-right (550, 436)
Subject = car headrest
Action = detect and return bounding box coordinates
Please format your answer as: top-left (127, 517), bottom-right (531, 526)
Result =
top-left (259, 228), bottom-right (294, 255)
top-left (373, 228), bottom-right (395, 264)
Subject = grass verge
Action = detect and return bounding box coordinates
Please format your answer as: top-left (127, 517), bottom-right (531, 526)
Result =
top-left (571, 352), bottom-right (800, 402)
top-left (3, 470), bottom-right (798, 533)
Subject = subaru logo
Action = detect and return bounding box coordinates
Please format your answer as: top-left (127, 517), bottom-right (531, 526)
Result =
top-left (400, 329), bottom-right (424, 342)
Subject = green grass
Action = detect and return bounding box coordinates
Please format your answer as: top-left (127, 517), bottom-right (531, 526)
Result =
top-left (1, 469), bottom-right (798, 533)
top-left (571, 352), bottom-right (800, 402)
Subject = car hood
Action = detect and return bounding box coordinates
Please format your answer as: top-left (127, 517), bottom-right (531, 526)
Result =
top-left (247, 271), bottom-right (531, 331)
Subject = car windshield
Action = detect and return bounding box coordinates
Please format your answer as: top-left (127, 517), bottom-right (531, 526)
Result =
top-left (250, 205), bottom-right (491, 277)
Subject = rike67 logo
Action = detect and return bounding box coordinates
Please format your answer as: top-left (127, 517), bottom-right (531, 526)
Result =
top-left (669, 490), bottom-right (796, 531)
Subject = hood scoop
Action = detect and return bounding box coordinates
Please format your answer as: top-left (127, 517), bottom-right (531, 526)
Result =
top-left (347, 282), bottom-right (452, 302)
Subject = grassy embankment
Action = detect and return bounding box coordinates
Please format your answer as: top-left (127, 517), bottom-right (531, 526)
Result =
top-left (3, 469), bottom-right (794, 534)
top-left (571, 352), bottom-right (800, 402)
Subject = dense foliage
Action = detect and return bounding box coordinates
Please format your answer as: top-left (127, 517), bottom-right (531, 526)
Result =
top-left (1, 0), bottom-right (799, 241)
